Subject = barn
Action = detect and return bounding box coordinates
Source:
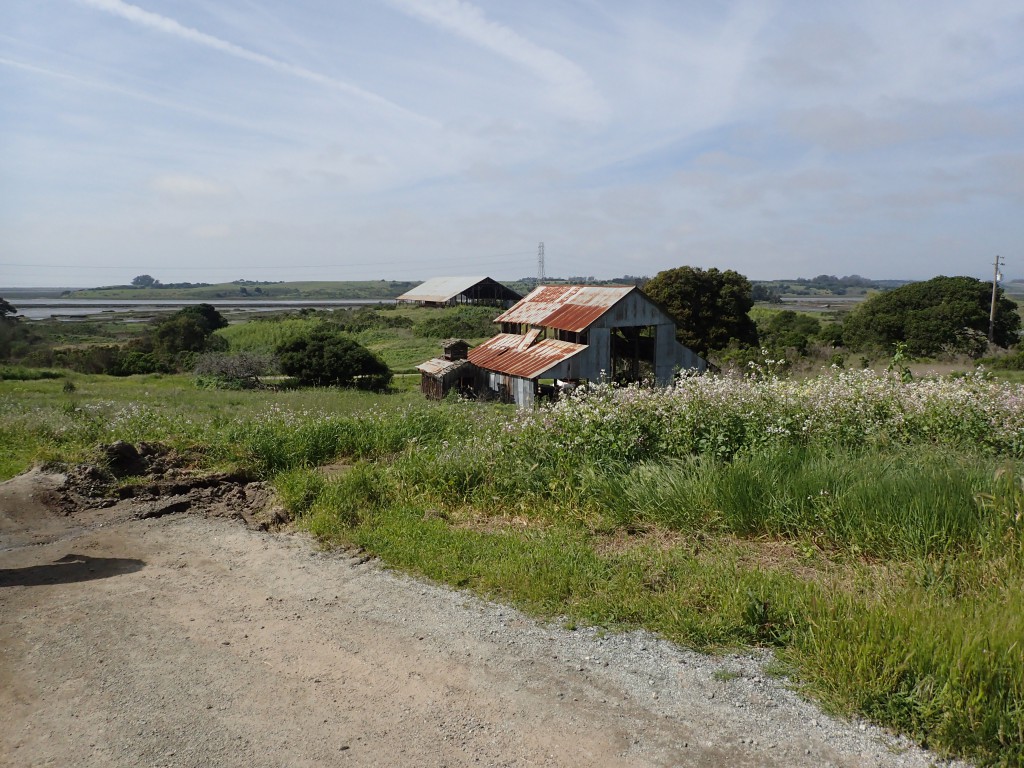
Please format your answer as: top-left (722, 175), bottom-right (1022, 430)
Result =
top-left (467, 285), bottom-right (708, 407)
top-left (396, 276), bottom-right (521, 308)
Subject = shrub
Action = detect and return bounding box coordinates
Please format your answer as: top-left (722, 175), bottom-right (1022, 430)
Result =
top-left (193, 351), bottom-right (275, 389)
top-left (412, 306), bottom-right (496, 339)
top-left (276, 325), bottom-right (392, 390)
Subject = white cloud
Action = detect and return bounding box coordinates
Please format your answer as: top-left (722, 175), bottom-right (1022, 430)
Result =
top-left (386, 0), bottom-right (609, 123)
top-left (151, 174), bottom-right (231, 201)
top-left (192, 224), bottom-right (231, 239)
top-left (73, 0), bottom-right (435, 125)
top-left (3, 1), bottom-right (1023, 285)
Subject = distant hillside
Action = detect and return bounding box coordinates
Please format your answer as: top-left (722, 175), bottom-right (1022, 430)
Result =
top-left (63, 280), bottom-right (418, 301)
top-left (752, 275), bottom-right (911, 300)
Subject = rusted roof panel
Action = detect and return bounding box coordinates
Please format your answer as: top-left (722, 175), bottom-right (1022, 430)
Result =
top-left (416, 357), bottom-right (470, 377)
top-left (494, 285), bottom-right (635, 331)
top-left (468, 334), bottom-right (587, 379)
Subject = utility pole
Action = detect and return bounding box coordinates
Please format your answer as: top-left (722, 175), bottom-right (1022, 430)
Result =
top-left (989, 254), bottom-right (1005, 344)
top-left (537, 242), bottom-right (545, 283)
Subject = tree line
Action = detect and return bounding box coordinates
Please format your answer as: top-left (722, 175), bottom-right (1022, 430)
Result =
top-left (2, 267), bottom-right (1020, 386)
top-left (642, 267), bottom-right (1020, 364)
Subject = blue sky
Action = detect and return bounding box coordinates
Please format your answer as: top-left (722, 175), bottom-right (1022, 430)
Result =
top-left (2, 0), bottom-right (1023, 287)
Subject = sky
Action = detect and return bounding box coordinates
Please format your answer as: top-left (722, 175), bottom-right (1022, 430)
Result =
top-left (2, 0), bottom-right (1023, 287)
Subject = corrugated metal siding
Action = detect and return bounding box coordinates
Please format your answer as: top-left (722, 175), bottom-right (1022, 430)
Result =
top-left (468, 334), bottom-right (587, 379)
top-left (494, 285), bottom-right (635, 331)
top-left (586, 290), bottom-right (676, 329)
top-left (654, 324), bottom-right (708, 383)
top-left (514, 377), bottom-right (534, 408)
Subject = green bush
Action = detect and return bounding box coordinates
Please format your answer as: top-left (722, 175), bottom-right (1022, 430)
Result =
top-left (276, 325), bottom-right (392, 390)
top-left (843, 276), bottom-right (1020, 355)
top-left (0, 366), bottom-right (64, 381)
top-left (193, 351), bottom-right (275, 389)
top-left (412, 306), bottom-right (496, 339)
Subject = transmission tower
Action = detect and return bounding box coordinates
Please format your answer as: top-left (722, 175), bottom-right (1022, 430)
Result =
top-left (989, 254), bottom-right (1005, 343)
top-left (537, 242), bottom-right (545, 283)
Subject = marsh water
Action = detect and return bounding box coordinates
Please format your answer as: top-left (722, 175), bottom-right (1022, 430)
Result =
top-left (13, 298), bottom-right (385, 320)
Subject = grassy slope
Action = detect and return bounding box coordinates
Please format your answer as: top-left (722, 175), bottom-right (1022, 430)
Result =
top-left (2, 372), bottom-right (1020, 765)
top-left (215, 305), bottom-right (499, 372)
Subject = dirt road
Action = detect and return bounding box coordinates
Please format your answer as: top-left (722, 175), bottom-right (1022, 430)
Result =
top-left (0, 469), bottom-right (960, 767)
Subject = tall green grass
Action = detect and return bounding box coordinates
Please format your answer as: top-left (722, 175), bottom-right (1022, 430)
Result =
top-left (0, 374), bottom-right (427, 479)
top-left (0, 365), bottom-right (65, 381)
top-left (597, 448), bottom-right (1003, 558)
top-left (215, 317), bottom-right (322, 354)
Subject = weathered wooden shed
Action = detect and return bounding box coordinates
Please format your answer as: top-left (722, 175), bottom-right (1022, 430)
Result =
top-left (415, 338), bottom-right (475, 400)
top-left (396, 277), bottom-right (522, 308)
top-left (467, 285), bottom-right (708, 408)
top-left (416, 357), bottom-right (474, 400)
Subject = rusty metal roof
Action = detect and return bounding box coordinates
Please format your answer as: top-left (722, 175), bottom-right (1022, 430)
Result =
top-left (494, 285), bottom-right (635, 332)
top-left (416, 357), bottom-right (470, 377)
top-left (467, 333), bottom-right (587, 379)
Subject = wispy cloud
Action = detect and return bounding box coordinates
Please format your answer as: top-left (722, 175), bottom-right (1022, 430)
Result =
top-left (151, 173), bottom-right (231, 201)
top-left (5, 1), bottom-right (1024, 285)
top-left (73, 0), bottom-right (435, 125)
top-left (0, 55), bottom-right (299, 140)
top-left (386, 0), bottom-right (608, 123)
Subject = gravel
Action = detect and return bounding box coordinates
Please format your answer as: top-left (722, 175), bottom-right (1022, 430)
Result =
top-left (0, 468), bottom-right (971, 767)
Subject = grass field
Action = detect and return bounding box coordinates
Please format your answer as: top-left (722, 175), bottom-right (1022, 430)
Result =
top-left (213, 304), bottom-right (498, 372)
top-left (1, 366), bottom-right (1022, 765)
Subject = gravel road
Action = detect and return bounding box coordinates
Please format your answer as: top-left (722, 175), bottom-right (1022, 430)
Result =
top-left (0, 468), bottom-right (965, 767)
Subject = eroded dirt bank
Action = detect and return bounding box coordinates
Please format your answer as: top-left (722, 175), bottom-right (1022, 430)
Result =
top-left (0, 459), bottom-right (964, 767)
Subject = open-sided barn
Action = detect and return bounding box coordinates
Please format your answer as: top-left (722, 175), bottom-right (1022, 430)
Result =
top-left (396, 276), bottom-right (521, 308)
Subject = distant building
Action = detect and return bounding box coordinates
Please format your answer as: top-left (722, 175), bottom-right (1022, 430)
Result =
top-left (396, 276), bottom-right (521, 308)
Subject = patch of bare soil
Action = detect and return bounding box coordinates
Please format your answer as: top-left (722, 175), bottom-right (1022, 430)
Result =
top-left (0, 446), bottom-right (967, 767)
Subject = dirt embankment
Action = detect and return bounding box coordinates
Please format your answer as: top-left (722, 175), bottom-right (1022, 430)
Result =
top-left (0, 447), bottom-right (965, 767)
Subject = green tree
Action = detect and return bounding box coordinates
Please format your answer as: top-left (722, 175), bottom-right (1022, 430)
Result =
top-left (0, 297), bottom-right (22, 359)
top-left (152, 314), bottom-right (211, 357)
top-left (131, 274), bottom-right (157, 288)
top-left (277, 326), bottom-right (391, 390)
top-left (842, 276), bottom-right (1020, 356)
top-left (178, 303), bottom-right (228, 334)
top-left (643, 266), bottom-right (758, 355)
top-left (758, 310), bottom-right (822, 355)
top-left (145, 305), bottom-right (229, 370)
